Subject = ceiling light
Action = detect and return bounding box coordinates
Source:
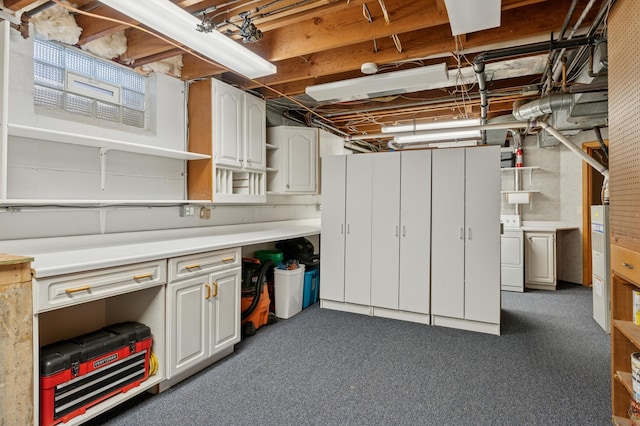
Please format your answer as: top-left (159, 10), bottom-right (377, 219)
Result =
top-left (381, 118), bottom-right (481, 133)
top-left (393, 129), bottom-right (481, 144)
top-left (99, 0), bottom-right (276, 79)
top-left (360, 62), bottom-right (378, 75)
top-left (305, 63), bottom-right (449, 103)
top-left (444, 0), bottom-right (501, 36)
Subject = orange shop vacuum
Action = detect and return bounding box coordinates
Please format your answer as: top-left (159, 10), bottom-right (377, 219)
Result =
top-left (241, 258), bottom-right (276, 336)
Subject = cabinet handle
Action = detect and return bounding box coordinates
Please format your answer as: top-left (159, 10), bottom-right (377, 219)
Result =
top-left (205, 283), bottom-right (211, 300)
top-left (467, 228), bottom-right (472, 240)
top-left (212, 281), bottom-right (218, 298)
top-left (623, 262), bottom-right (635, 269)
top-left (221, 257), bottom-right (234, 263)
top-left (65, 285), bottom-right (91, 294)
top-left (402, 225), bottom-right (406, 237)
top-left (185, 263), bottom-right (201, 270)
top-left (459, 227), bottom-right (464, 240)
top-left (395, 225), bottom-right (399, 237)
top-left (347, 224), bottom-right (350, 234)
top-left (133, 273), bottom-right (154, 280)
top-left (341, 224), bottom-right (344, 235)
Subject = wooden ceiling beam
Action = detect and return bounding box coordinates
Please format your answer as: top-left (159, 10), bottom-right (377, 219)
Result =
top-left (3, 0), bottom-right (41, 11)
top-left (75, 5), bottom-right (135, 45)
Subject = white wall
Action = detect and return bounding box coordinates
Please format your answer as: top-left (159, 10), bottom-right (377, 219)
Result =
top-left (0, 30), bottom-right (322, 241)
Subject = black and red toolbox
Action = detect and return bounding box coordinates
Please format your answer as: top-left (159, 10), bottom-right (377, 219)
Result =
top-left (39, 321), bottom-right (152, 426)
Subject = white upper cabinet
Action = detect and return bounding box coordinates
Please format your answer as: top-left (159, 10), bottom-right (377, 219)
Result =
top-left (244, 94), bottom-right (267, 171)
top-left (266, 126), bottom-right (318, 194)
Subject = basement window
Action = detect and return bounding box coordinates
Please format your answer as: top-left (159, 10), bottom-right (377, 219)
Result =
top-left (33, 38), bottom-right (146, 128)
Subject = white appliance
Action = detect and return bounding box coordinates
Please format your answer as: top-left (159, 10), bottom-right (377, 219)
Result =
top-left (500, 215), bottom-right (524, 292)
top-left (591, 205), bottom-right (610, 333)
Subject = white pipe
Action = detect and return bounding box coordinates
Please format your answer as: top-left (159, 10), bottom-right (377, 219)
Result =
top-left (538, 120), bottom-right (608, 202)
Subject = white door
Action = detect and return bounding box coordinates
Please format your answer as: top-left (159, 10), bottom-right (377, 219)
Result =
top-left (213, 80), bottom-right (243, 169)
top-left (344, 154), bottom-right (373, 306)
top-left (370, 152), bottom-right (401, 310)
top-left (167, 275), bottom-right (208, 378)
top-left (464, 146), bottom-right (501, 323)
top-left (431, 148), bottom-right (465, 319)
top-left (320, 156), bottom-right (347, 302)
top-left (286, 128), bottom-right (317, 193)
top-left (399, 150), bottom-right (432, 314)
top-left (244, 95), bottom-right (266, 171)
top-left (525, 232), bottom-right (556, 285)
top-left (209, 268), bottom-right (241, 356)
top-left (501, 230), bottom-right (524, 291)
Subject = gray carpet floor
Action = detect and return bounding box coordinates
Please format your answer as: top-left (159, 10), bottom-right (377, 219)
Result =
top-left (87, 282), bottom-right (611, 425)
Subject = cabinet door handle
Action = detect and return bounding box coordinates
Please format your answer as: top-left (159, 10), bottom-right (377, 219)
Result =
top-left (133, 273), bottom-right (154, 280)
top-left (623, 262), bottom-right (635, 269)
top-left (347, 224), bottom-right (350, 234)
top-left (467, 228), bottom-right (472, 240)
top-left (205, 283), bottom-right (211, 300)
top-left (185, 263), bottom-right (201, 270)
top-left (221, 257), bottom-right (234, 263)
top-left (65, 285), bottom-right (91, 294)
top-left (402, 225), bottom-right (406, 237)
top-left (459, 227), bottom-right (464, 240)
top-left (341, 224), bottom-right (344, 235)
top-left (212, 281), bottom-right (218, 298)
top-left (395, 225), bottom-right (399, 237)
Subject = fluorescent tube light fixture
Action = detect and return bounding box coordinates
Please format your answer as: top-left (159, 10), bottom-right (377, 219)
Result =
top-left (444, 0), bottom-right (501, 36)
top-left (381, 118), bottom-right (481, 134)
top-left (98, 0), bottom-right (276, 79)
top-left (393, 129), bottom-right (481, 144)
top-left (305, 63), bottom-right (449, 103)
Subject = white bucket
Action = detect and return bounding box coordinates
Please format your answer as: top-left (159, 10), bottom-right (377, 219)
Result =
top-left (274, 265), bottom-right (305, 319)
top-left (632, 352), bottom-right (640, 402)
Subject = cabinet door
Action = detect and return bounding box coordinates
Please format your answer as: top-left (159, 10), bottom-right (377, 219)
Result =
top-left (464, 146), bottom-right (501, 323)
top-left (209, 267), bottom-right (241, 356)
top-left (399, 150), bottom-right (432, 314)
top-left (344, 154), bottom-right (373, 306)
top-left (431, 148), bottom-right (465, 319)
top-left (213, 80), bottom-right (243, 168)
top-left (371, 152), bottom-right (401, 309)
top-left (286, 128), bottom-right (317, 193)
top-left (244, 95), bottom-right (266, 171)
top-left (320, 155), bottom-right (347, 302)
top-left (525, 232), bottom-right (556, 285)
top-left (167, 275), bottom-right (208, 378)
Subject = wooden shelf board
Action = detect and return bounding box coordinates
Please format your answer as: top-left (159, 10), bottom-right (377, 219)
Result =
top-left (8, 123), bottom-right (210, 161)
top-left (614, 320), bottom-right (640, 347)
top-left (613, 415), bottom-right (631, 426)
top-left (616, 370), bottom-right (634, 395)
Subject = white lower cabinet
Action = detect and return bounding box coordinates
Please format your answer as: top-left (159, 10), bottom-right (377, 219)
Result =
top-left (431, 146), bottom-right (501, 335)
top-left (501, 229), bottom-right (524, 292)
top-left (166, 249), bottom-right (241, 380)
top-left (525, 231), bottom-right (556, 289)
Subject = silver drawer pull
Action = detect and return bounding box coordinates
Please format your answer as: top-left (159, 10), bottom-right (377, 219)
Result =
top-left (133, 273), bottom-right (154, 280)
top-left (623, 262), bottom-right (635, 269)
top-left (65, 285), bottom-right (91, 294)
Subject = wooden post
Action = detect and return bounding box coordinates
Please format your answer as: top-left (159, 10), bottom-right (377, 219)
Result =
top-left (0, 254), bottom-right (34, 425)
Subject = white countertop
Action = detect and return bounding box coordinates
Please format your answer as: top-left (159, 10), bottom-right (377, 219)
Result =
top-left (0, 219), bottom-right (321, 278)
top-left (503, 221), bottom-right (579, 232)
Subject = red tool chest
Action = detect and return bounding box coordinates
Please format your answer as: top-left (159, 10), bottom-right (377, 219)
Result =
top-left (39, 321), bottom-right (152, 426)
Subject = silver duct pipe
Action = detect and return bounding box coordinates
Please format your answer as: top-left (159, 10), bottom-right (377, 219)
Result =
top-left (511, 93), bottom-right (574, 121)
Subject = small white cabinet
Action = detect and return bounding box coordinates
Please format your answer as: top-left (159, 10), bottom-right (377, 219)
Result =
top-left (187, 79), bottom-right (266, 203)
top-left (501, 228), bottom-right (524, 292)
top-left (266, 126), bottom-right (318, 194)
top-left (524, 231), bottom-right (556, 289)
top-left (166, 248), bottom-right (241, 380)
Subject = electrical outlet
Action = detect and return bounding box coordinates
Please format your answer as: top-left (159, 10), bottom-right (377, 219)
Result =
top-left (179, 205), bottom-right (194, 217)
top-left (200, 207), bottom-right (211, 219)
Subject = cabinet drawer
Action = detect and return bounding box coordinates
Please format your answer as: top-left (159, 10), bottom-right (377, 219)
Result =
top-left (611, 244), bottom-right (640, 284)
top-left (35, 260), bottom-right (167, 313)
top-left (168, 248), bottom-right (240, 281)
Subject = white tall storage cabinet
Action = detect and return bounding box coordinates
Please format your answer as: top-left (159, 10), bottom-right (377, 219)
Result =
top-left (431, 146), bottom-right (501, 335)
top-left (370, 150), bottom-right (432, 322)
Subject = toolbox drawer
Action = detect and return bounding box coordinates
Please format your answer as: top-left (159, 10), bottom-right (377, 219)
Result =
top-left (35, 260), bottom-right (166, 313)
top-left (168, 247), bottom-right (240, 281)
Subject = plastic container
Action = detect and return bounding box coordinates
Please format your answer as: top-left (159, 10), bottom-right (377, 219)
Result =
top-left (302, 267), bottom-right (319, 309)
top-left (274, 264), bottom-right (305, 319)
top-left (255, 250), bottom-right (284, 265)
